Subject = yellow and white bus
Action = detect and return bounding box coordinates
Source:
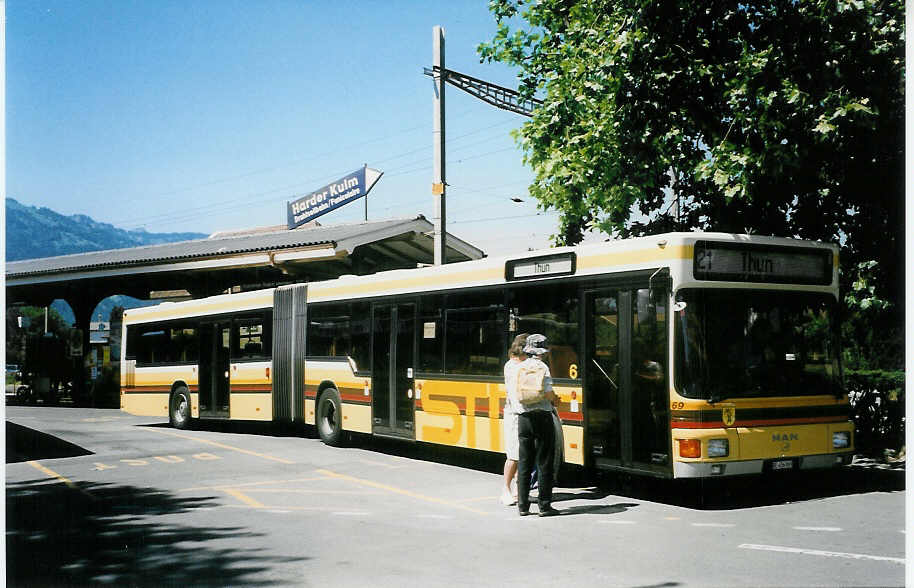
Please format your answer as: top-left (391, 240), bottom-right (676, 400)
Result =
top-left (120, 232), bottom-right (854, 478)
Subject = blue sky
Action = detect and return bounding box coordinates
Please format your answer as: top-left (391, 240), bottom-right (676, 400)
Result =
top-left (7, 0), bottom-right (564, 255)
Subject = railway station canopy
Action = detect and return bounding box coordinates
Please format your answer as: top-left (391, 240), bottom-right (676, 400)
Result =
top-left (6, 215), bottom-right (484, 309)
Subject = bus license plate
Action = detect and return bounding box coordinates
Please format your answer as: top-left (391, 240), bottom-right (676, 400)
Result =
top-left (771, 459), bottom-right (794, 471)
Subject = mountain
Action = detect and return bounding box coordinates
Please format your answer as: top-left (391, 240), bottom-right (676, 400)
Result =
top-left (5, 198), bottom-right (207, 261)
top-left (7, 198), bottom-right (208, 324)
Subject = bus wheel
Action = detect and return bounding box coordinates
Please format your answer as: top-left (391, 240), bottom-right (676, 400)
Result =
top-left (316, 388), bottom-right (343, 447)
top-left (169, 387), bottom-right (192, 430)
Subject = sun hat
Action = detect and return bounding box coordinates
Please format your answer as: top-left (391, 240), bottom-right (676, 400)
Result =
top-left (523, 334), bottom-right (549, 356)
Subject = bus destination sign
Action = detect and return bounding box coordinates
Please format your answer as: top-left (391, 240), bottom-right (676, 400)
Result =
top-left (506, 253), bottom-right (576, 281)
top-left (287, 166), bottom-right (383, 229)
top-left (693, 241), bottom-right (832, 285)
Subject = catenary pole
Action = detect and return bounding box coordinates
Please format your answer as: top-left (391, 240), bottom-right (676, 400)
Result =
top-left (432, 26), bottom-right (446, 265)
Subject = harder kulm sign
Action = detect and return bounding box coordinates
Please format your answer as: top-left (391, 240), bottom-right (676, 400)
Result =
top-left (287, 166), bottom-right (383, 229)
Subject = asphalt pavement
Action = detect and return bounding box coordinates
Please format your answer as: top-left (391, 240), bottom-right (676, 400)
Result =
top-left (5, 406), bottom-right (907, 587)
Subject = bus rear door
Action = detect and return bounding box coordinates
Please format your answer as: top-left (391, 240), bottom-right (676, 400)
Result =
top-left (199, 322), bottom-right (231, 418)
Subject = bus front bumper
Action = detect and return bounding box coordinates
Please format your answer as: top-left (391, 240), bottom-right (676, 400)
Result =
top-left (673, 452), bottom-right (854, 478)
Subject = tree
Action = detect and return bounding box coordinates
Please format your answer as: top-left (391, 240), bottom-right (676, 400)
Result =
top-left (6, 306), bottom-right (71, 365)
top-left (479, 1), bottom-right (904, 317)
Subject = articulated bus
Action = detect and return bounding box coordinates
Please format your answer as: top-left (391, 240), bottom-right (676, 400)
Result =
top-left (120, 232), bottom-right (854, 479)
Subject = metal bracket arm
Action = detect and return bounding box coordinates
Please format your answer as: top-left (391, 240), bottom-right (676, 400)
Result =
top-left (423, 66), bottom-right (541, 117)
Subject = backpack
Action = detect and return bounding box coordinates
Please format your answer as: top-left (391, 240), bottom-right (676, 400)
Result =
top-left (515, 360), bottom-right (547, 405)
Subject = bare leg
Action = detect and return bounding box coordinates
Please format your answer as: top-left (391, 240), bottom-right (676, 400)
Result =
top-left (500, 459), bottom-right (518, 505)
top-left (503, 459), bottom-right (517, 494)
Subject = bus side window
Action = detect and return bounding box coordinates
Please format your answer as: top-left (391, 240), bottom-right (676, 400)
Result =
top-left (349, 302), bottom-right (370, 372)
top-left (443, 291), bottom-right (505, 376)
top-left (136, 325), bottom-right (168, 365)
top-left (170, 324), bottom-right (198, 363)
top-left (308, 303), bottom-right (347, 358)
top-left (125, 325), bottom-right (139, 361)
top-left (233, 317), bottom-right (265, 359)
top-left (509, 283), bottom-right (580, 380)
top-left (418, 295), bottom-right (444, 374)
top-left (307, 303), bottom-right (368, 370)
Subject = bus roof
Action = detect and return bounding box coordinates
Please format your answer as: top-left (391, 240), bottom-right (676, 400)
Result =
top-left (123, 232), bottom-right (837, 323)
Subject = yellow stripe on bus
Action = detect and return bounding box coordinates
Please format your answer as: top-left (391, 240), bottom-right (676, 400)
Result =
top-left (577, 244), bottom-right (692, 270)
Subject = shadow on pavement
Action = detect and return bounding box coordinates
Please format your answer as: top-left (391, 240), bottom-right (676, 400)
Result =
top-left (174, 419), bottom-right (509, 475)
top-left (592, 465), bottom-right (904, 510)
top-left (140, 419), bottom-right (905, 511)
top-left (356, 434), bottom-right (904, 510)
top-left (357, 434), bottom-right (507, 475)
top-left (556, 501), bottom-right (641, 516)
top-left (6, 421), bottom-right (94, 464)
top-left (141, 419), bottom-right (314, 439)
top-left (6, 478), bottom-right (304, 586)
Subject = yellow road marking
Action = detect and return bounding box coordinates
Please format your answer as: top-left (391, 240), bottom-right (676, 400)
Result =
top-left (180, 477), bottom-right (327, 492)
top-left (224, 489), bottom-right (266, 508)
top-left (357, 459), bottom-right (409, 469)
top-left (240, 488), bottom-right (379, 495)
top-left (26, 460), bottom-right (96, 501)
top-left (456, 495), bottom-right (502, 504)
top-left (316, 468), bottom-right (489, 516)
top-left (144, 428), bottom-right (294, 464)
top-left (223, 504), bottom-right (351, 512)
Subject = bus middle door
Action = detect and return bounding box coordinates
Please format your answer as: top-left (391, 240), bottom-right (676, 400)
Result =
top-left (371, 303), bottom-right (416, 439)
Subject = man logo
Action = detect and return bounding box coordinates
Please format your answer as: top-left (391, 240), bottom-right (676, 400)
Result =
top-left (722, 407), bottom-right (736, 427)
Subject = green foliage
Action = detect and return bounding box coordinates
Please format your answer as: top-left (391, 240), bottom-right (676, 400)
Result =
top-left (479, 0), bottom-right (903, 300)
top-left (846, 369), bottom-right (905, 453)
top-left (842, 261), bottom-right (902, 370)
top-left (6, 306), bottom-right (71, 365)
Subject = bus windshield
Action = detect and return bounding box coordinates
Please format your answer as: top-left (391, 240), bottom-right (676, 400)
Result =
top-left (675, 289), bottom-right (839, 401)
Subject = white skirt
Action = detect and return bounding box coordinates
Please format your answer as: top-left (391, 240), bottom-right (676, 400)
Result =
top-left (504, 411), bottom-right (519, 461)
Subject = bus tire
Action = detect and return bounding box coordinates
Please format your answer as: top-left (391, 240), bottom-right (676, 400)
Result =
top-left (316, 388), bottom-right (344, 447)
top-left (169, 387), bottom-right (192, 430)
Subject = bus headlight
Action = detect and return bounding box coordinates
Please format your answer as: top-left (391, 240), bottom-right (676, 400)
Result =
top-left (832, 431), bottom-right (850, 449)
top-left (708, 438), bottom-right (729, 458)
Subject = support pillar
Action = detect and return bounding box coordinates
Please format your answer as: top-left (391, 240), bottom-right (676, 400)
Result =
top-left (68, 294), bottom-right (98, 407)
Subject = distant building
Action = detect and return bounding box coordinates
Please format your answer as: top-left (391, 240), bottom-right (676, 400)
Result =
top-left (89, 321), bottom-right (110, 345)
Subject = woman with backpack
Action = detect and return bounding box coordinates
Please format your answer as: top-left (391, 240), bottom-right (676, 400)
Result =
top-left (514, 334), bottom-right (560, 517)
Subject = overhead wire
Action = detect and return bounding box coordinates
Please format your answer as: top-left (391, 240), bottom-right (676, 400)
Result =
top-left (117, 116), bottom-right (521, 230)
top-left (112, 107), bottom-right (481, 227)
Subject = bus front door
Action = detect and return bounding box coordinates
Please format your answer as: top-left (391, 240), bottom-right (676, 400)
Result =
top-left (585, 288), bottom-right (670, 474)
top-left (371, 303), bottom-right (416, 438)
top-left (585, 291), bottom-right (623, 465)
top-left (199, 322), bottom-right (231, 418)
